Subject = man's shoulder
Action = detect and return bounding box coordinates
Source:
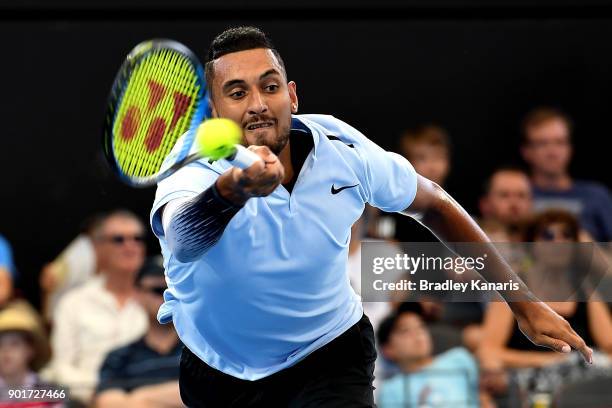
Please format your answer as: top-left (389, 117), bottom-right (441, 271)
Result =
top-left (573, 180), bottom-right (612, 197)
top-left (296, 113), bottom-right (338, 129)
top-left (297, 114), bottom-right (363, 142)
top-left (57, 277), bottom-right (104, 305)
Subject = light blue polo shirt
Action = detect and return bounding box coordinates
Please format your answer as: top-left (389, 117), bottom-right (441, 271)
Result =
top-left (150, 114), bottom-right (418, 380)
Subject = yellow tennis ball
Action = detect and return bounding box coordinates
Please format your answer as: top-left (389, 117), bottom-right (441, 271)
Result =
top-left (197, 118), bottom-right (242, 160)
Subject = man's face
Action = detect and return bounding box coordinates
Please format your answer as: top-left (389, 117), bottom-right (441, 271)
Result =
top-left (384, 313), bottom-right (432, 363)
top-left (522, 119), bottom-right (572, 177)
top-left (405, 144), bottom-right (449, 186)
top-left (95, 216), bottom-right (145, 277)
top-left (209, 48), bottom-right (298, 154)
top-left (482, 171), bottom-right (532, 225)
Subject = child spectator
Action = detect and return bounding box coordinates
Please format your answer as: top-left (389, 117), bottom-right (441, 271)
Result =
top-left (0, 301), bottom-right (65, 407)
top-left (377, 302), bottom-right (479, 407)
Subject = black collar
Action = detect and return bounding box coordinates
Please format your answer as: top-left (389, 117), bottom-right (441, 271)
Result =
top-left (284, 117), bottom-right (314, 194)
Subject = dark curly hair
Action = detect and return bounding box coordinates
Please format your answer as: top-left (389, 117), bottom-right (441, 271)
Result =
top-left (204, 26), bottom-right (286, 96)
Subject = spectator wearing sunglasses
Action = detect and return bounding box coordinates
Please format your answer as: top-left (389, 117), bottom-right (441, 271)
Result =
top-left (94, 256), bottom-right (183, 408)
top-left (478, 209), bottom-right (612, 402)
top-left (47, 210), bottom-right (148, 405)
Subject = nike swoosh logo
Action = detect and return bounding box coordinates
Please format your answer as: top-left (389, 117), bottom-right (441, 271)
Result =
top-left (331, 184), bottom-right (359, 195)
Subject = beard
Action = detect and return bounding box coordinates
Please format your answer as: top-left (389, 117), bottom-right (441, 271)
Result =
top-left (250, 122), bottom-right (291, 155)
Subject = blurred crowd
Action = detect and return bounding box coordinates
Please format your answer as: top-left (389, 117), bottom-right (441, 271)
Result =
top-left (0, 211), bottom-right (182, 408)
top-left (0, 106), bottom-right (610, 407)
top-left (353, 107), bottom-right (612, 407)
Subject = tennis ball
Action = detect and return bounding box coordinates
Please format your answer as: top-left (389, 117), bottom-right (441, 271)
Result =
top-left (197, 118), bottom-right (242, 160)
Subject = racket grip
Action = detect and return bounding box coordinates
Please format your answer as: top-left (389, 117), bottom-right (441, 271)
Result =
top-left (226, 145), bottom-right (262, 169)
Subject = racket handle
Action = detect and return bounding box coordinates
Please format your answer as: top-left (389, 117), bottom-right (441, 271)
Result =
top-left (226, 145), bottom-right (262, 169)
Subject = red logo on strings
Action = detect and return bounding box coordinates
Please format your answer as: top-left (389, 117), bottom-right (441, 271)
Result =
top-left (119, 79), bottom-right (192, 153)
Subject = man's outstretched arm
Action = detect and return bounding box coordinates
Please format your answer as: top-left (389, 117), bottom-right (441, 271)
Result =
top-left (402, 174), bottom-right (593, 363)
top-left (164, 145), bottom-right (284, 263)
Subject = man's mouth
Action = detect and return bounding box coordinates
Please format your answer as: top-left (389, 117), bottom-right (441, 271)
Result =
top-left (245, 121), bottom-right (275, 131)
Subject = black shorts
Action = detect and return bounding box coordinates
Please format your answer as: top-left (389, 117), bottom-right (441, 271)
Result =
top-left (179, 314), bottom-right (377, 408)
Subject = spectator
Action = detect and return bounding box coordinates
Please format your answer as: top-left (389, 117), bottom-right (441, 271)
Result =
top-left (47, 210), bottom-right (148, 404)
top-left (0, 234), bottom-right (16, 307)
top-left (389, 125), bottom-right (451, 243)
top-left (0, 301), bottom-right (64, 407)
top-left (40, 215), bottom-right (103, 323)
top-left (478, 209), bottom-right (612, 402)
top-left (386, 126), bottom-right (485, 334)
top-left (377, 302), bottom-right (479, 407)
top-left (94, 256), bottom-right (182, 408)
top-left (520, 107), bottom-right (612, 241)
top-left (479, 166), bottom-right (533, 241)
top-left (397, 125), bottom-right (450, 187)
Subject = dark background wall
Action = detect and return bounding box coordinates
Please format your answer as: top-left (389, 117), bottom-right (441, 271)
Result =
top-left (2, 2), bottom-right (611, 305)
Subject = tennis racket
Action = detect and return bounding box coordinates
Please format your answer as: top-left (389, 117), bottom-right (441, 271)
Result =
top-left (103, 39), bottom-right (260, 187)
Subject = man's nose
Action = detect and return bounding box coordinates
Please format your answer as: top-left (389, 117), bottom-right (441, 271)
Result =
top-left (247, 90), bottom-right (268, 115)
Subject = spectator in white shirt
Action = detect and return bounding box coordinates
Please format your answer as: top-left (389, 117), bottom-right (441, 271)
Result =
top-left (47, 210), bottom-right (148, 404)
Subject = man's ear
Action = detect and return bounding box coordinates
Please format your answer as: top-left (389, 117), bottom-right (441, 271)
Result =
top-left (288, 81), bottom-right (298, 113)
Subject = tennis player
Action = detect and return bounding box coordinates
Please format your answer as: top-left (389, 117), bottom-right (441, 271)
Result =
top-left (150, 27), bottom-right (593, 407)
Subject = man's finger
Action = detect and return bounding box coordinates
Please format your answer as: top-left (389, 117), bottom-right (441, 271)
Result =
top-left (536, 334), bottom-right (571, 353)
top-left (555, 323), bottom-right (593, 363)
top-left (242, 160), bottom-right (266, 178)
top-left (249, 145), bottom-right (279, 166)
top-left (542, 332), bottom-right (593, 364)
top-left (249, 145), bottom-right (274, 160)
top-left (563, 333), bottom-right (593, 363)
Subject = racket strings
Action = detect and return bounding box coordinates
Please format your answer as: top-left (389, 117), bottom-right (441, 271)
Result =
top-left (113, 48), bottom-right (201, 179)
top-left (136, 49), bottom-right (180, 176)
top-left (138, 50), bottom-right (175, 176)
top-left (153, 51), bottom-right (194, 175)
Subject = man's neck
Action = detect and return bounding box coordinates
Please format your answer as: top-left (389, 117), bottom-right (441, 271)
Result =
top-left (398, 356), bottom-right (434, 373)
top-left (532, 171), bottom-right (573, 190)
top-left (104, 273), bottom-right (135, 305)
top-left (145, 323), bottom-right (179, 354)
top-left (279, 139), bottom-right (294, 185)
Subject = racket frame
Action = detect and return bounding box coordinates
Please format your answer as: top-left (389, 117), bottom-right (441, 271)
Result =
top-left (102, 39), bottom-right (208, 187)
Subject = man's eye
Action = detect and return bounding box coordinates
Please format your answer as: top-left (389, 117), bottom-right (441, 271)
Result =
top-left (230, 90), bottom-right (245, 99)
top-left (265, 84), bottom-right (279, 92)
